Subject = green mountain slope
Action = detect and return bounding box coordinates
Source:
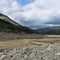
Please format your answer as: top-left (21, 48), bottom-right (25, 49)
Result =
top-left (37, 26), bottom-right (60, 34)
top-left (0, 13), bottom-right (37, 34)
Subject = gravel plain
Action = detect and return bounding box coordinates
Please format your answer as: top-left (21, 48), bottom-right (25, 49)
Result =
top-left (0, 44), bottom-right (60, 60)
top-left (0, 32), bottom-right (60, 60)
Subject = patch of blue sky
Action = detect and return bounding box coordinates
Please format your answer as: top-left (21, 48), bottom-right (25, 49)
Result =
top-left (17, 0), bottom-right (35, 6)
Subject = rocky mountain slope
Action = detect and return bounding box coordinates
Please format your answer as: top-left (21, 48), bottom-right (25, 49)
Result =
top-left (0, 13), bottom-right (37, 34)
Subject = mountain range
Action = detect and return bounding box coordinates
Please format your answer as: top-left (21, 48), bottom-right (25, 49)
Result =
top-left (37, 26), bottom-right (60, 34)
top-left (1, 13), bottom-right (60, 35)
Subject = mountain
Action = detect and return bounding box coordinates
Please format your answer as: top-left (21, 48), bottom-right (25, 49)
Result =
top-left (0, 13), bottom-right (37, 34)
top-left (37, 26), bottom-right (60, 34)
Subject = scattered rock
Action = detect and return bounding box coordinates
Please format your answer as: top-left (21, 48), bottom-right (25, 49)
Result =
top-left (0, 44), bottom-right (60, 60)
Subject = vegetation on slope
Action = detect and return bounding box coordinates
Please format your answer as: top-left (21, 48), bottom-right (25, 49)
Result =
top-left (37, 26), bottom-right (60, 34)
top-left (0, 13), bottom-right (37, 34)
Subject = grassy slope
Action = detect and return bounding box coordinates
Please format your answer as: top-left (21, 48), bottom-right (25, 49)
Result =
top-left (0, 13), bottom-right (38, 33)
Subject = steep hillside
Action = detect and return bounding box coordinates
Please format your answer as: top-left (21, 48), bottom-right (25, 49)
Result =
top-left (0, 13), bottom-right (37, 34)
top-left (37, 26), bottom-right (60, 34)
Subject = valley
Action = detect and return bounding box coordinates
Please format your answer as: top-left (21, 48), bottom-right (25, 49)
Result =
top-left (0, 13), bottom-right (60, 60)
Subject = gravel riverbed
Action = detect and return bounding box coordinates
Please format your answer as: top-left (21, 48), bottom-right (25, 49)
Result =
top-left (0, 43), bottom-right (60, 60)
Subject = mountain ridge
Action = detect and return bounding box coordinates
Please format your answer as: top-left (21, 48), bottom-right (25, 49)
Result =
top-left (37, 26), bottom-right (60, 34)
top-left (0, 13), bottom-right (38, 34)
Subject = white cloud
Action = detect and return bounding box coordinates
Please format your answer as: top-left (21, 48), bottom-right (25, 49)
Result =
top-left (0, 0), bottom-right (60, 28)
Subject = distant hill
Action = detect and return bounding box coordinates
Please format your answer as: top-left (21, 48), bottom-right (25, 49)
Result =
top-left (37, 26), bottom-right (60, 34)
top-left (0, 13), bottom-right (37, 34)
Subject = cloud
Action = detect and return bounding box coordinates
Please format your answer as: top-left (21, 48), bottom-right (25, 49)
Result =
top-left (22, 0), bottom-right (60, 25)
top-left (0, 0), bottom-right (60, 28)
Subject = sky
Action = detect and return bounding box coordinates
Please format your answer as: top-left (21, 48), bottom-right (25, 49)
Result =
top-left (0, 0), bottom-right (60, 29)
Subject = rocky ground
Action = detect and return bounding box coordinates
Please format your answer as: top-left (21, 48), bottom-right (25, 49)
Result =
top-left (0, 32), bottom-right (44, 40)
top-left (0, 34), bottom-right (60, 60)
top-left (0, 44), bottom-right (60, 60)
